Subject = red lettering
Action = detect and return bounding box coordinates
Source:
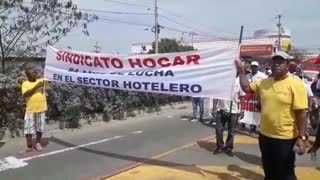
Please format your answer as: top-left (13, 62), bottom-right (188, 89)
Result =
top-left (111, 58), bottom-right (123, 68)
top-left (79, 55), bottom-right (85, 66)
top-left (66, 53), bottom-right (73, 63)
top-left (186, 54), bottom-right (200, 65)
top-left (73, 54), bottom-right (80, 64)
top-left (158, 57), bottom-right (171, 67)
top-left (143, 58), bottom-right (156, 68)
top-left (56, 51), bottom-right (62, 60)
top-left (101, 57), bottom-right (110, 68)
top-left (172, 56), bottom-right (185, 66)
top-left (84, 56), bottom-right (92, 66)
top-left (129, 58), bottom-right (142, 68)
top-left (93, 57), bottom-right (103, 68)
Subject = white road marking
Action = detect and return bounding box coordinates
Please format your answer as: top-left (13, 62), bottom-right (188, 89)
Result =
top-left (0, 156), bottom-right (28, 172)
top-left (0, 132), bottom-right (141, 172)
top-left (21, 135), bottom-right (123, 161)
top-left (132, 131), bottom-right (143, 134)
top-left (167, 116), bottom-right (173, 118)
top-left (181, 118), bottom-right (189, 121)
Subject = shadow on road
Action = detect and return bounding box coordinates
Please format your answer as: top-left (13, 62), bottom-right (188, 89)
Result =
top-left (233, 152), bottom-right (261, 166)
top-left (0, 142), bottom-right (4, 149)
top-left (196, 138), bottom-right (262, 166)
top-left (197, 140), bottom-right (216, 153)
top-left (228, 165), bottom-right (264, 180)
top-left (49, 136), bottom-right (208, 177)
top-left (49, 136), bottom-right (264, 179)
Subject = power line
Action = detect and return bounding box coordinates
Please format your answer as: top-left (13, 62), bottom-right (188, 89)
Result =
top-left (98, 17), bottom-right (153, 27)
top-left (159, 15), bottom-right (228, 40)
top-left (78, 8), bottom-right (153, 15)
top-left (158, 7), bottom-right (237, 39)
top-left (103, 0), bottom-right (151, 8)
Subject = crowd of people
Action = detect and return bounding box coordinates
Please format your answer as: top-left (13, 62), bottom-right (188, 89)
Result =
top-left (191, 51), bottom-right (320, 180)
top-left (18, 51), bottom-right (320, 179)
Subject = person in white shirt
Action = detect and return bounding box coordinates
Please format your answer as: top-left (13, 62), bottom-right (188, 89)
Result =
top-left (246, 61), bottom-right (268, 135)
top-left (214, 76), bottom-right (245, 157)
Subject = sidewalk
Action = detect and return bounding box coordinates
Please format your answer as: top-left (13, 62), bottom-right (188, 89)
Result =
top-left (106, 133), bottom-right (320, 180)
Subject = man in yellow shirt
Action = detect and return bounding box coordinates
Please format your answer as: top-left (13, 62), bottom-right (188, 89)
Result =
top-left (20, 67), bottom-right (48, 154)
top-left (235, 51), bottom-right (308, 180)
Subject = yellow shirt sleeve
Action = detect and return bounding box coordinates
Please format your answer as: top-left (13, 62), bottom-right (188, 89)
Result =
top-left (21, 81), bottom-right (30, 95)
top-left (292, 79), bottom-right (308, 110)
top-left (250, 80), bottom-right (261, 95)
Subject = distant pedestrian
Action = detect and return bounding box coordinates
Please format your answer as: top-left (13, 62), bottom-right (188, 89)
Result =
top-left (214, 75), bottom-right (245, 157)
top-left (191, 97), bottom-right (204, 122)
top-left (246, 61), bottom-right (268, 136)
top-left (19, 66), bottom-right (48, 154)
top-left (236, 51), bottom-right (309, 180)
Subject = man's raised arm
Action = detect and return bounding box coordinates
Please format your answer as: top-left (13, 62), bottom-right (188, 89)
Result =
top-left (235, 59), bottom-right (253, 93)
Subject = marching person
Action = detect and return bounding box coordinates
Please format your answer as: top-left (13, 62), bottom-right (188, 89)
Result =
top-left (308, 120), bottom-right (320, 154)
top-left (246, 61), bottom-right (268, 136)
top-left (19, 66), bottom-right (48, 154)
top-left (191, 97), bottom-right (204, 122)
top-left (214, 74), bottom-right (245, 157)
top-left (235, 51), bottom-right (308, 180)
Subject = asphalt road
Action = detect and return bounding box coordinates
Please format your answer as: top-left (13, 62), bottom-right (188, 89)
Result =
top-left (0, 103), bottom-right (214, 180)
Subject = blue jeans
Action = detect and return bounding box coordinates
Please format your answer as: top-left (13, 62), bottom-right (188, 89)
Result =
top-left (192, 97), bottom-right (204, 119)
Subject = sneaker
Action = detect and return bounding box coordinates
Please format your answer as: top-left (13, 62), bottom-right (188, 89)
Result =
top-left (18, 146), bottom-right (33, 155)
top-left (225, 149), bottom-right (234, 157)
top-left (190, 119), bottom-right (198, 122)
top-left (35, 143), bottom-right (44, 152)
top-left (214, 148), bottom-right (223, 155)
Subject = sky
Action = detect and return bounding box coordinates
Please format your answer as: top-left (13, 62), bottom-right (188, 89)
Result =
top-left (56, 0), bottom-right (320, 54)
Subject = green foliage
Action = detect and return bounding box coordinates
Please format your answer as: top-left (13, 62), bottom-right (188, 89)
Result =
top-left (0, 0), bottom-right (98, 73)
top-left (148, 38), bottom-right (195, 54)
top-left (0, 67), bottom-right (186, 139)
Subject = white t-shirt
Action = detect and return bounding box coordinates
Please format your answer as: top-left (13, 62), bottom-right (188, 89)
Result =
top-left (246, 71), bottom-right (268, 83)
top-left (304, 82), bottom-right (313, 97)
top-left (217, 78), bottom-right (246, 114)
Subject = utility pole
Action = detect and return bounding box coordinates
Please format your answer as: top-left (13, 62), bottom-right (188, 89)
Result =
top-left (93, 41), bottom-right (101, 53)
top-left (189, 32), bottom-right (197, 48)
top-left (154, 0), bottom-right (159, 54)
top-left (276, 14), bottom-right (282, 51)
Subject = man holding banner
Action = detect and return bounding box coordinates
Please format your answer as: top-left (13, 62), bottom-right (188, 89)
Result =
top-left (20, 66), bottom-right (48, 154)
top-left (245, 61), bottom-right (267, 136)
top-left (236, 51), bottom-right (308, 180)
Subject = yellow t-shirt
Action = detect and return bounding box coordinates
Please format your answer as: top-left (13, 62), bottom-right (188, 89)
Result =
top-left (250, 76), bottom-right (308, 139)
top-left (21, 78), bottom-right (48, 113)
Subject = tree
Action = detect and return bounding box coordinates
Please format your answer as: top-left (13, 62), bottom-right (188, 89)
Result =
top-left (289, 48), bottom-right (310, 61)
top-left (0, 0), bottom-right (98, 74)
top-left (148, 38), bottom-right (195, 54)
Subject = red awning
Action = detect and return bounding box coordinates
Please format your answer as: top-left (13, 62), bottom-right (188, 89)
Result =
top-left (301, 55), bottom-right (320, 71)
top-left (302, 55), bottom-right (320, 64)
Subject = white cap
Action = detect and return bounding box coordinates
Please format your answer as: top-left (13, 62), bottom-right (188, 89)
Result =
top-left (272, 51), bottom-right (290, 60)
top-left (251, 61), bottom-right (259, 66)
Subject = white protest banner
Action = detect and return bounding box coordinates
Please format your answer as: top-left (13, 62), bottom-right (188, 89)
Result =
top-left (239, 93), bottom-right (261, 125)
top-left (44, 45), bottom-right (238, 99)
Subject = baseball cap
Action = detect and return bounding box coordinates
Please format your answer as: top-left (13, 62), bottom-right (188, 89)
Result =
top-left (250, 61), bottom-right (259, 66)
top-left (272, 51), bottom-right (291, 60)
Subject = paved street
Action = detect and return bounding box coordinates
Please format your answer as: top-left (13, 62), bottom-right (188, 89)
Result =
top-left (0, 103), bottom-right (319, 180)
top-left (0, 103), bottom-right (214, 180)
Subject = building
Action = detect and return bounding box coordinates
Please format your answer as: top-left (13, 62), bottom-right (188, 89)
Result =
top-left (131, 28), bottom-right (292, 57)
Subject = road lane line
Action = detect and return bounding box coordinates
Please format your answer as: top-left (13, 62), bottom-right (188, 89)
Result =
top-left (132, 131), bottom-right (143, 134)
top-left (21, 135), bottom-right (123, 162)
top-left (97, 135), bottom-right (216, 179)
top-left (0, 156), bottom-right (28, 172)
